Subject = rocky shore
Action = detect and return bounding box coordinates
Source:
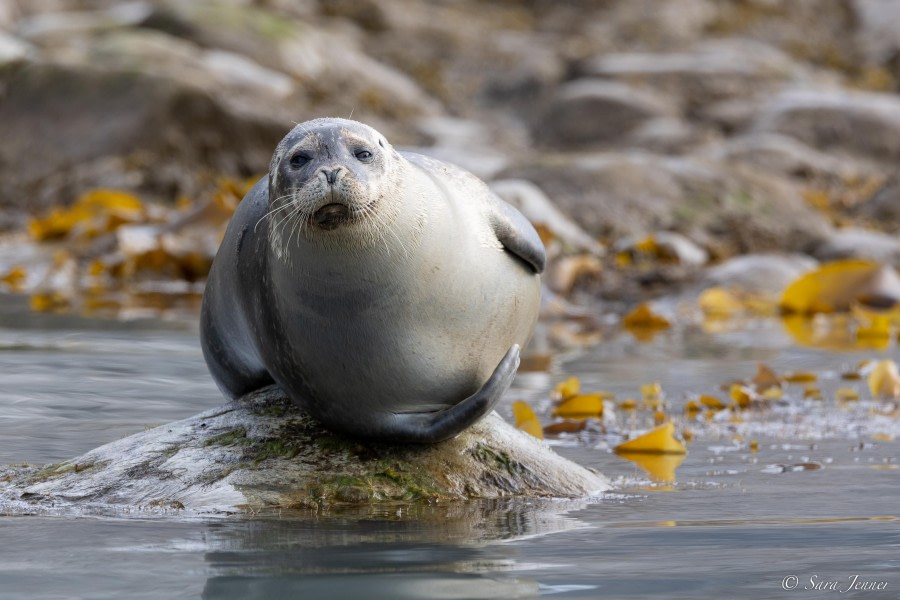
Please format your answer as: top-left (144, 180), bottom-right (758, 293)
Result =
top-left (1, 0), bottom-right (898, 311)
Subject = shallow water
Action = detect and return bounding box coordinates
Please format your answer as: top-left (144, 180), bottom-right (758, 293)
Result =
top-left (1, 295), bottom-right (898, 599)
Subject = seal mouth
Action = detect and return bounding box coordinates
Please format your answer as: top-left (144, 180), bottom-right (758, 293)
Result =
top-left (312, 203), bottom-right (351, 230)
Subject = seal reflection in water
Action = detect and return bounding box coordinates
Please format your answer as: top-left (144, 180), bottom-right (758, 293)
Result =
top-left (201, 118), bottom-right (545, 443)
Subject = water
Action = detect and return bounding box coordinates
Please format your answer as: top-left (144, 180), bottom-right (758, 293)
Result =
top-left (1, 295), bottom-right (898, 599)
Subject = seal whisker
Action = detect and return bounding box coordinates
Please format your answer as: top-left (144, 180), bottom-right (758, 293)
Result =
top-left (269, 197), bottom-right (306, 260)
top-left (369, 198), bottom-right (412, 260)
top-left (254, 196), bottom-right (295, 232)
top-left (268, 200), bottom-right (298, 237)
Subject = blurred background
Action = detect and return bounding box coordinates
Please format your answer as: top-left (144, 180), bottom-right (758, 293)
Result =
top-left (1, 0), bottom-right (898, 320)
top-left (1, 6), bottom-right (899, 597)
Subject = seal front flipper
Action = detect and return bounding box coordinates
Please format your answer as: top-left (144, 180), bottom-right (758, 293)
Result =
top-left (487, 197), bottom-right (546, 274)
top-left (374, 345), bottom-right (521, 444)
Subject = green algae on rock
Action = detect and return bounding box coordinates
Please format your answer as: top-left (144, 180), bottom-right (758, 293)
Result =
top-left (0, 386), bottom-right (609, 516)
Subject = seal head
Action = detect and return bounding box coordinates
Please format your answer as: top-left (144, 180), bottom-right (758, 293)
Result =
top-left (267, 119), bottom-right (403, 258)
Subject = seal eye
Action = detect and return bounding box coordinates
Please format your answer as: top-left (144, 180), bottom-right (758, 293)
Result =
top-left (290, 153), bottom-right (310, 169)
top-left (355, 150), bottom-right (373, 162)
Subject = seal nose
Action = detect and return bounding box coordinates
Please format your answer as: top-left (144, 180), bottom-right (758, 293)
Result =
top-left (321, 168), bottom-right (341, 185)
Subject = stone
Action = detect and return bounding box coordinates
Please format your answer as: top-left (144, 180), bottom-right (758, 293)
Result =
top-left (627, 117), bottom-right (702, 154)
top-left (0, 386), bottom-right (609, 516)
top-left (576, 0), bottom-right (718, 49)
top-left (0, 0), bottom-right (20, 28)
top-left (752, 88), bottom-right (900, 165)
top-left (14, 2), bottom-right (152, 41)
top-left (0, 31), bottom-right (34, 63)
top-left (137, 2), bottom-right (442, 124)
top-left (580, 38), bottom-right (801, 113)
top-left (406, 146), bottom-right (510, 181)
top-left (357, 0), bottom-right (565, 115)
top-left (701, 253), bottom-right (818, 296)
top-left (851, 177), bottom-right (900, 226)
top-left (854, 0), bottom-right (900, 67)
top-left (501, 152), bottom-right (833, 256)
top-left (0, 61), bottom-right (286, 215)
top-left (703, 0), bottom-right (860, 76)
top-left (615, 231), bottom-right (709, 267)
top-left (814, 228), bottom-right (900, 266)
top-left (403, 116), bottom-right (513, 180)
top-left (706, 133), bottom-right (880, 184)
top-left (700, 98), bottom-right (761, 134)
top-left (534, 79), bottom-right (674, 148)
top-left (490, 179), bottom-right (604, 256)
top-left (198, 49), bottom-right (295, 100)
top-left (69, 29), bottom-right (296, 121)
top-left (478, 29), bottom-right (567, 106)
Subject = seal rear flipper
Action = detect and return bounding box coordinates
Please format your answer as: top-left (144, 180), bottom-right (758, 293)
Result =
top-left (372, 345), bottom-right (521, 443)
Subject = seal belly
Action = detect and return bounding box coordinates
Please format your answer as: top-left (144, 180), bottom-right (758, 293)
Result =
top-left (267, 233), bottom-right (539, 418)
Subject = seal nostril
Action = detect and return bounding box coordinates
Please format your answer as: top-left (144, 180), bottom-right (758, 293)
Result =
top-left (322, 168), bottom-right (340, 185)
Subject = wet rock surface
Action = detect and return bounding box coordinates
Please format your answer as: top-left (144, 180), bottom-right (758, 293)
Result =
top-left (0, 386), bottom-right (609, 516)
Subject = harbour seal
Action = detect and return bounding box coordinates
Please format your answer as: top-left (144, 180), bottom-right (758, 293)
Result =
top-left (200, 118), bottom-right (544, 443)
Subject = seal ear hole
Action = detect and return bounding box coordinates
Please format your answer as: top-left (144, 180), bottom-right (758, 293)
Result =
top-left (355, 150), bottom-right (374, 162)
top-left (290, 153), bottom-right (310, 169)
top-left (378, 139), bottom-right (385, 148)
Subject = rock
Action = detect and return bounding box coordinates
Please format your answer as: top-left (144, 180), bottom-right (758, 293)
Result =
top-left (0, 0), bottom-right (20, 28)
top-left (501, 152), bottom-right (833, 257)
top-left (701, 253), bottom-right (818, 296)
top-left (752, 88), bottom-right (900, 165)
top-left (534, 79), bottom-right (674, 148)
top-left (615, 231), bottom-right (709, 267)
top-left (700, 98), bottom-right (761, 134)
top-left (854, 0), bottom-right (900, 67)
top-left (14, 2), bottom-right (152, 41)
top-left (576, 0), bottom-right (719, 49)
top-left (0, 61), bottom-right (286, 215)
top-left (403, 116), bottom-right (513, 180)
top-left (851, 177), bottom-right (900, 225)
top-left (138, 2), bottom-right (442, 125)
top-left (198, 49), bottom-right (295, 100)
top-left (0, 386), bottom-right (609, 516)
top-left (580, 38), bottom-right (802, 113)
top-left (404, 146), bottom-right (510, 181)
top-left (0, 30), bottom-right (34, 63)
top-left (478, 29), bottom-right (567, 106)
top-left (706, 133), bottom-right (880, 184)
top-left (357, 0), bottom-right (566, 115)
top-left (545, 255), bottom-right (604, 296)
top-left (68, 29), bottom-right (296, 120)
top-left (489, 179), bottom-right (604, 256)
top-left (627, 117), bottom-right (702, 154)
top-left (814, 228), bottom-right (900, 266)
top-left (703, 0), bottom-right (860, 76)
